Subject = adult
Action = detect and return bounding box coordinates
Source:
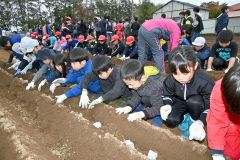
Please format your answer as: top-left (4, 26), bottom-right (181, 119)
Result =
top-left (131, 17), bottom-right (140, 39)
top-left (192, 7), bottom-right (204, 41)
top-left (215, 6), bottom-right (229, 35)
top-left (138, 18), bottom-right (181, 72)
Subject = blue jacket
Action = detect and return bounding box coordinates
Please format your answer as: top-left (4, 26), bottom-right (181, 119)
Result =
top-left (64, 60), bottom-right (93, 98)
top-left (10, 34), bottom-right (21, 45)
top-left (195, 45), bottom-right (211, 61)
top-left (124, 43), bottom-right (138, 59)
top-left (63, 39), bottom-right (78, 51)
top-left (215, 13), bottom-right (228, 33)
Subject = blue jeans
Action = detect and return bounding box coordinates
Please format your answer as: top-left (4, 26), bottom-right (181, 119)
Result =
top-left (134, 104), bottom-right (163, 127)
top-left (138, 27), bottom-right (165, 72)
top-left (191, 31), bottom-right (200, 42)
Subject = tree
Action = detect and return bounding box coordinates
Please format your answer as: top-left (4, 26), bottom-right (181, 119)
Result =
top-left (136, 0), bottom-right (155, 23)
top-left (200, 1), bottom-right (227, 19)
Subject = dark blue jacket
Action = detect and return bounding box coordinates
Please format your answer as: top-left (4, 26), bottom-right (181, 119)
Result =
top-left (124, 43), bottom-right (138, 59)
top-left (215, 13), bottom-right (229, 33)
top-left (195, 45), bottom-right (211, 61)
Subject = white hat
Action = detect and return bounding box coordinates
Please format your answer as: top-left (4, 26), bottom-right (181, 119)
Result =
top-left (19, 37), bottom-right (39, 54)
top-left (192, 37), bottom-right (206, 46)
top-left (12, 43), bottom-right (24, 55)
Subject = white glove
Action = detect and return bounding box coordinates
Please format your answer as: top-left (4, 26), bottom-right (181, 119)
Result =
top-left (222, 28), bottom-right (227, 30)
top-left (120, 55), bottom-right (126, 60)
top-left (115, 106), bottom-right (132, 115)
top-left (125, 56), bottom-right (130, 60)
top-left (20, 69), bottom-right (28, 74)
top-left (49, 83), bottom-right (61, 94)
top-left (189, 120), bottom-right (206, 141)
top-left (52, 78), bottom-right (66, 84)
top-left (79, 89), bottom-right (90, 108)
top-left (26, 82), bottom-right (35, 90)
top-left (206, 68), bottom-right (213, 72)
top-left (38, 79), bottom-right (47, 91)
top-left (212, 154), bottom-right (225, 160)
top-left (224, 68), bottom-right (229, 73)
top-left (160, 105), bottom-right (172, 121)
top-left (88, 97), bottom-right (104, 109)
top-left (127, 111), bottom-right (145, 122)
top-left (55, 94), bottom-right (67, 104)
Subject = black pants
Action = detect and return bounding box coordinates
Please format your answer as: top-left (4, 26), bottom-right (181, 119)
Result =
top-left (165, 95), bottom-right (205, 127)
top-left (18, 59), bottom-right (29, 70)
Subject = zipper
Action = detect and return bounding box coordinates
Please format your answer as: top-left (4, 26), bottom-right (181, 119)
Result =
top-left (184, 84), bottom-right (187, 100)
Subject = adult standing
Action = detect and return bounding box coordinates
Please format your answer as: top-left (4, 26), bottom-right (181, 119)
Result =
top-left (131, 17), bottom-right (140, 39)
top-left (192, 7), bottom-right (204, 41)
top-left (138, 18), bottom-right (181, 72)
top-left (215, 6), bottom-right (229, 35)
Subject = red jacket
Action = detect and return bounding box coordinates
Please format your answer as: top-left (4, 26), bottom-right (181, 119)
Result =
top-left (207, 79), bottom-right (240, 160)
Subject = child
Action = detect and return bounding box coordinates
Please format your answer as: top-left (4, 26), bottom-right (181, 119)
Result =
top-left (122, 36), bottom-right (138, 60)
top-left (53, 32), bottom-right (67, 53)
top-left (192, 37), bottom-right (210, 69)
top-left (25, 49), bottom-right (55, 90)
top-left (51, 48), bottom-right (97, 103)
top-left (52, 54), bottom-right (68, 79)
top-left (62, 34), bottom-right (78, 52)
top-left (215, 6), bottom-right (229, 35)
top-left (124, 36), bottom-right (138, 59)
top-left (207, 65), bottom-right (240, 160)
top-left (191, 7), bottom-right (204, 41)
top-left (207, 30), bottom-right (238, 73)
top-left (162, 45), bottom-right (215, 141)
top-left (79, 55), bottom-right (131, 109)
top-left (110, 35), bottom-right (125, 57)
top-left (14, 37), bottom-right (40, 75)
top-left (75, 35), bottom-right (87, 49)
top-left (85, 35), bottom-right (96, 54)
top-left (93, 35), bottom-right (111, 56)
top-left (115, 59), bottom-right (165, 126)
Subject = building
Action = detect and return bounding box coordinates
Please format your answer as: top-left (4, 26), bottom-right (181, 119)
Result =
top-left (152, 0), bottom-right (209, 21)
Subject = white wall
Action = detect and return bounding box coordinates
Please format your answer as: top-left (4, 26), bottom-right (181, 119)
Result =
top-left (153, 1), bottom-right (209, 20)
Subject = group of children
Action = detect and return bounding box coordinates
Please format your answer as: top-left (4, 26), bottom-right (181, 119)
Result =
top-left (1, 24), bottom-right (239, 160)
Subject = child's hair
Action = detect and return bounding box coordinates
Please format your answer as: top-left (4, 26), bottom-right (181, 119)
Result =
top-left (193, 7), bottom-right (200, 13)
top-left (69, 48), bottom-right (88, 62)
top-left (185, 10), bottom-right (191, 16)
top-left (222, 65), bottom-right (240, 115)
top-left (169, 45), bottom-right (198, 74)
top-left (53, 54), bottom-right (67, 77)
top-left (93, 55), bottom-right (113, 74)
top-left (0, 36), bottom-right (10, 47)
top-left (179, 11), bottom-right (185, 16)
top-left (221, 5), bottom-right (229, 13)
top-left (120, 59), bottom-right (144, 81)
top-left (217, 30), bottom-right (233, 43)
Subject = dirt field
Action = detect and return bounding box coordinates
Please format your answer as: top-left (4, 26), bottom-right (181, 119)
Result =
top-left (0, 35), bottom-right (239, 160)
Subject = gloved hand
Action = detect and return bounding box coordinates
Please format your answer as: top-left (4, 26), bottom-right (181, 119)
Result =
top-left (160, 105), bottom-right (172, 121)
top-left (125, 56), bottom-right (130, 60)
top-left (79, 89), bottom-right (90, 108)
top-left (49, 83), bottom-right (61, 94)
top-left (212, 154), bottom-right (225, 160)
top-left (38, 79), bottom-right (47, 91)
top-left (14, 69), bottom-right (22, 76)
top-left (52, 78), bottom-right (66, 84)
top-left (206, 68), bottom-right (213, 72)
top-left (115, 106), bottom-right (132, 115)
top-left (88, 96), bottom-right (104, 109)
top-left (224, 68), bottom-right (229, 73)
top-left (20, 69), bottom-right (27, 74)
top-left (120, 55), bottom-right (126, 60)
top-left (127, 111), bottom-right (145, 122)
top-left (26, 82), bottom-right (35, 90)
top-left (55, 94), bottom-right (67, 104)
top-left (189, 120), bottom-right (206, 141)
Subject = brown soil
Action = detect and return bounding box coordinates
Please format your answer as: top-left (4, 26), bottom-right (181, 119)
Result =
top-left (0, 34), bottom-right (239, 160)
top-left (0, 50), bottom-right (211, 160)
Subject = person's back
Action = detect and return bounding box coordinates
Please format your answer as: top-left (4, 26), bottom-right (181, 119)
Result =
top-left (215, 6), bottom-right (229, 34)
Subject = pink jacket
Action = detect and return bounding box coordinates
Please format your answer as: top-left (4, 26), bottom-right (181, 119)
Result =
top-left (53, 37), bottom-right (67, 51)
top-left (207, 79), bottom-right (240, 160)
top-left (142, 19), bottom-right (181, 51)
